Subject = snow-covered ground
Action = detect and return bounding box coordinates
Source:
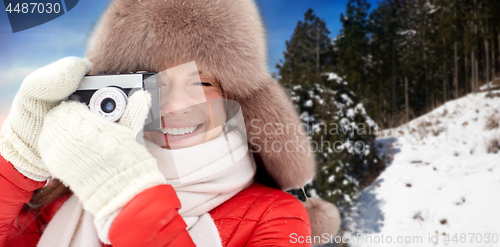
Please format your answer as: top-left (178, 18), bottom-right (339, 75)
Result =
top-left (342, 91), bottom-right (500, 247)
top-left (479, 79), bottom-right (500, 91)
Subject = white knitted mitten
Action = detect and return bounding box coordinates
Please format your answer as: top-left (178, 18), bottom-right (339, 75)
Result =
top-left (38, 90), bottom-right (166, 241)
top-left (0, 57), bottom-right (92, 181)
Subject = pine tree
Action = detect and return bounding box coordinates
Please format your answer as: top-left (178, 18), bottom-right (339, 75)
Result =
top-left (278, 8), bottom-right (383, 206)
top-left (285, 74), bottom-right (381, 206)
top-left (277, 8), bottom-right (335, 87)
top-left (335, 0), bottom-right (371, 96)
top-left (367, 0), bottom-right (402, 127)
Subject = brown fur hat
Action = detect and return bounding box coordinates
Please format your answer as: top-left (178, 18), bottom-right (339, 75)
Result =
top-left (86, 0), bottom-right (315, 190)
top-left (304, 197), bottom-right (341, 239)
top-left (86, 0), bottom-right (338, 236)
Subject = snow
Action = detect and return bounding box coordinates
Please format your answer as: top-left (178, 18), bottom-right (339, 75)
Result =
top-left (300, 111), bottom-right (309, 121)
top-left (397, 30), bottom-right (417, 36)
top-left (365, 116), bottom-right (379, 131)
top-left (304, 99), bottom-right (313, 107)
top-left (340, 118), bottom-right (351, 131)
top-left (312, 123), bottom-right (321, 133)
top-left (300, 111), bottom-right (315, 122)
top-left (323, 72), bottom-right (343, 82)
top-left (480, 82), bottom-right (493, 91)
top-left (426, 2), bottom-right (440, 14)
top-left (341, 94), bottom-right (353, 106)
top-left (344, 194), bottom-right (353, 204)
top-left (355, 103), bottom-right (366, 115)
top-left (479, 80), bottom-right (500, 91)
top-left (347, 108), bottom-right (355, 119)
top-left (342, 91), bottom-right (500, 247)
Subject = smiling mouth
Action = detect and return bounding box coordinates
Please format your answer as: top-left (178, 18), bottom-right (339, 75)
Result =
top-left (162, 124), bottom-right (202, 136)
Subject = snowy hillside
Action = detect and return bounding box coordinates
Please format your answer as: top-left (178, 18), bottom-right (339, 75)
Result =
top-left (342, 91), bottom-right (500, 247)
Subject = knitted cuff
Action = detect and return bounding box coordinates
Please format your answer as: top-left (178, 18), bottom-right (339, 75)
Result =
top-left (0, 120), bottom-right (49, 181)
top-left (86, 158), bottom-right (167, 235)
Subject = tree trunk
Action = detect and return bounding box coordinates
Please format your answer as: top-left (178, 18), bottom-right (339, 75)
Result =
top-left (465, 54), bottom-right (468, 94)
top-left (443, 38), bottom-right (448, 102)
top-left (433, 75), bottom-right (437, 108)
top-left (424, 52), bottom-right (429, 110)
top-left (453, 0), bottom-right (458, 98)
top-left (444, 62), bottom-right (447, 103)
top-left (482, 23), bottom-right (490, 87)
top-left (498, 33), bottom-right (500, 78)
top-left (405, 76), bottom-right (409, 123)
top-left (473, 0), bottom-right (478, 91)
top-left (316, 27), bottom-right (320, 74)
top-left (469, 13), bottom-right (476, 93)
top-left (486, 37), bottom-right (490, 91)
top-left (454, 41), bottom-right (459, 98)
top-left (392, 41), bottom-right (396, 119)
top-left (475, 54), bottom-right (479, 91)
top-left (464, 26), bottom-right (469, 94)
top-left (471, 51), bottom-right (475, 92)
top-left (492, 42), bottom-right (496, 81)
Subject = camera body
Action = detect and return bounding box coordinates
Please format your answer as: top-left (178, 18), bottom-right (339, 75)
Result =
top-left (69, 72), bottom-right (162, 132)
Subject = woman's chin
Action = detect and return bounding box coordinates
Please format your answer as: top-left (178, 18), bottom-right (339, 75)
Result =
top-left (166, 137), bottom-right (201, 149)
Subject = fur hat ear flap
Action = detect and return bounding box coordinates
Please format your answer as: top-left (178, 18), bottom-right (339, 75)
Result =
top-left (238, 77), bottom-right (315, 190)
top-left (304, 197), bottom-right (341, 239)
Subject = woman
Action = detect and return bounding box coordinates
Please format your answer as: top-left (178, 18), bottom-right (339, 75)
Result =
top-left (0, 0), bottom-right (340, 246)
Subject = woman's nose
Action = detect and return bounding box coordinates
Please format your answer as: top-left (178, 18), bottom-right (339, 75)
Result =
top-left (161, 86), bottom-right (196, 117)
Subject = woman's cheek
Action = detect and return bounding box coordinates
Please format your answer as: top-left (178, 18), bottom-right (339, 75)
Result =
top-left (144, 131), bottom-right (168, 147)
top-left (210, 100), bottom-right (227, 128)
top-left (203, 125), bottom-right (224, 143)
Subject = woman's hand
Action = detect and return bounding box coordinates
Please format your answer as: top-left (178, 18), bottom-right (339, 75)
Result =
top-left (0, 57), bottom-right (92, 181)
top-left (38, 90), bottom-right (167, 243)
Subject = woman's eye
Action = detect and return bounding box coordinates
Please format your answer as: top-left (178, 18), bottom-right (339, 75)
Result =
top-left (192, 82), bottom-right (213, 87)
top-left (160, 79), bottom-right (169, 87)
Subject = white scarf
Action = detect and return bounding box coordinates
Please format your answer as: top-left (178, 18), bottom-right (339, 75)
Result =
top-left (39, 106), bottom-right (256, 247)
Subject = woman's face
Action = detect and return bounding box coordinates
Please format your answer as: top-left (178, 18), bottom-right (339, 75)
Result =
top-left (143, 62), bottom-right (226, 149)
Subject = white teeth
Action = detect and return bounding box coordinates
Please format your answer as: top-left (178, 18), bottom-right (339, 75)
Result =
top-left (163, 125), bottom-right (199, 135)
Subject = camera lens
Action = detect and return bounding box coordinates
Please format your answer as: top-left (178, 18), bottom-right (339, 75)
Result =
top-left (101, 98), bottom-right (116, 113)
top-left (89, 87), bottom-right (128, 122)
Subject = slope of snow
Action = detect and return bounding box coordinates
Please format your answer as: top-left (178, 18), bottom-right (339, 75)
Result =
top-left (342, 92), bottom-right (500, 247)
top-left (480, 79), bottom-right (500, 91)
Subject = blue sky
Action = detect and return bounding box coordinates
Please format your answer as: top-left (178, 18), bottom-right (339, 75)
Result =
top-left (0, 0), bottom-right (378, 117)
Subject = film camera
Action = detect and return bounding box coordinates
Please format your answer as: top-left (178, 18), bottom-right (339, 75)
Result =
top-left (68, 72), bottom-right (162, 132)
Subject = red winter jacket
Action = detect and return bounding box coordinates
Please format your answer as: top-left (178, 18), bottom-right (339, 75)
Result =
top-left (0, 155), bottom-right (311, 247)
